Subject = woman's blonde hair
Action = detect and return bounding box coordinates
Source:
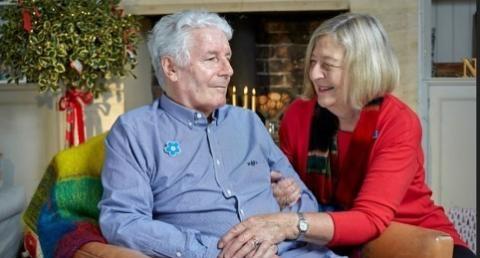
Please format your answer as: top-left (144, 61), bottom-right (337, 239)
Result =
top-left (302, 13), bottom-right (400, 109)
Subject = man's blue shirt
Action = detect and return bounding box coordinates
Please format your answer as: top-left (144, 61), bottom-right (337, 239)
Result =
top-left (99, 95), bottom-right (339, 258)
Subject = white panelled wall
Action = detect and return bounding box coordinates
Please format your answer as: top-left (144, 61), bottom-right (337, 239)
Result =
top-left (428, 78), bottom-right (476, 209)
top-left (422, 0), bottom-right (477, 210)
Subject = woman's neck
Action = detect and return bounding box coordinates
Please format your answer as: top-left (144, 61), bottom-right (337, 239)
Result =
top-left (331, 108), bottom-right (360, 132)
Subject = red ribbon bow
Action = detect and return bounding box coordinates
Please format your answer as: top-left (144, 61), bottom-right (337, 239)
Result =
top-left (18, 0), bottom-right (40, 33)
top-left (58, 89), bottom-right (94, 147)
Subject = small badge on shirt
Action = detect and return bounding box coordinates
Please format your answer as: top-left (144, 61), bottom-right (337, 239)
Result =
top-left (372, 130), bottom-right (379, 139)
top-left (247, 160), bottom-right (258, 166)
top-left (164, 141), bottom-right (181, 157)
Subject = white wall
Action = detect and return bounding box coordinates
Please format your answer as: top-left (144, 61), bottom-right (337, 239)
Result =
top-left (0, 84), bottom-right (126, 202)
top-left (0, 87), bottom-right (60, 200)
top-left (432, 0), bottom-right (476, 62)
top-left (123, 21), bottom-right (154, 111)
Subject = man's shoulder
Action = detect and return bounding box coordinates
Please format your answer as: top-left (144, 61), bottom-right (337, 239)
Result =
top-left (223, 105), bottom-right (258, 121)
top-left (118, 100), bottom-right (163, 125)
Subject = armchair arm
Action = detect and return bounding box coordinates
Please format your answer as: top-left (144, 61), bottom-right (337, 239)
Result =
top-left (73, 242), bottom-right (150, 258)
top-left (361, 222), bottom-right (453, 258)
top-left (73, 222), bottom-right (454, 258)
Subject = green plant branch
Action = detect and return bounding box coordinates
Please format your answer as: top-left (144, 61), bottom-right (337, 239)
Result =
top-left (0, 0), bottom-right (140, 97)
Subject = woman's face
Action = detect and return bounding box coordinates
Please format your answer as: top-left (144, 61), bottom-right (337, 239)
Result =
top-left (309, 35), bottom-right (349, 114)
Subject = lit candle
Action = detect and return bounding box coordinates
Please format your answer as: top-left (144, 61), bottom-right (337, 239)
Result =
top-left (232, 86), bottom-right (237, 106)
top-left (251, 88), bottom-right (256, 112)
top-left (243, 86), bottom-right (248, 109)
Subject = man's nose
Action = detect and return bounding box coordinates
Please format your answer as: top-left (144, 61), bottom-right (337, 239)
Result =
top-left (220, 58), bottom-right (234, 77)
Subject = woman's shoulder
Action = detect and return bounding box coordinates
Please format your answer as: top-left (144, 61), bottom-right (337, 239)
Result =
top-left (283, 97), bottom-right (316, 119)
top-left (381, 94), bottom-right (419, 121)
top-left (378, 94), bottom-right (422, 139)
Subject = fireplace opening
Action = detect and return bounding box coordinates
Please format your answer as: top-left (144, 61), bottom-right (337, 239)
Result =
top-left (225, 11), bottom-right (343, 96)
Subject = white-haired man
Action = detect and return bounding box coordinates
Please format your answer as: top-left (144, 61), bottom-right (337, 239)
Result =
top-left (98, 10), bottom-right (341, 258)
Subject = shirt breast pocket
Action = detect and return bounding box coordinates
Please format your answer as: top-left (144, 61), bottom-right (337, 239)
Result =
top-left (234, 158), bottom-right (271, 190)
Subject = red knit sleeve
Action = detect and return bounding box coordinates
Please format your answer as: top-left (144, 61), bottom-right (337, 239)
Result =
top-left (328, 102), bottom-right (423, 246)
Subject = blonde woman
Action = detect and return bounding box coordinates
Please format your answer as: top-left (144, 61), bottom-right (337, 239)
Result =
top-left (218, 13), bottom-right (474, 258)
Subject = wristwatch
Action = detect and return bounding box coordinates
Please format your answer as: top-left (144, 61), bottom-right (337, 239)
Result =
top-left (296, 212), bottom-right (309, 241)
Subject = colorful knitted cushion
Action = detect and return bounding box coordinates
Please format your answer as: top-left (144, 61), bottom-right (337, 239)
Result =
top-left (22, 133), bottom-right (108, 258)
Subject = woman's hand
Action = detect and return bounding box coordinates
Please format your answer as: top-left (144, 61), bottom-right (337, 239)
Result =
top-left (270, 171), bottom-right (301, 209)
top-left (217, 213), bottom-right (298, 258)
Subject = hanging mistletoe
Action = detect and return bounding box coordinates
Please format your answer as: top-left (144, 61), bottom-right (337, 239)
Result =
top-left (0, 0), bottom-right (140, 96)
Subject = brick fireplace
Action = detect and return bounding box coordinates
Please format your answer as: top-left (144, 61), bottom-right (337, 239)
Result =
top-left (227, 11), bottom-right (342, 96)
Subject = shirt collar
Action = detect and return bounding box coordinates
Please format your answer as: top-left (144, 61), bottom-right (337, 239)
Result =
top-left (159, 94), bottom-right (228, 128)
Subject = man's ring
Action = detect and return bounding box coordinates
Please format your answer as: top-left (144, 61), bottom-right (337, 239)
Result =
top-left (252, 238), bottom-right (261, 248)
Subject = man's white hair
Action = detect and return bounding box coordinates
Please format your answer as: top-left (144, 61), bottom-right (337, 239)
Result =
top-left (147, 10), bottom-right (233, 89)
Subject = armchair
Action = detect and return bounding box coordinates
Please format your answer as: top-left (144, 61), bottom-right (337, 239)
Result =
top-left (22, 134), bottom-right (453, 258)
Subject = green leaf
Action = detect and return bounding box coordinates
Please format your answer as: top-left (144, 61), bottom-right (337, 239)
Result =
top-left (67, 23), bottom-right (75, 33)
top-left (54, 63), bottom-right (66, 73)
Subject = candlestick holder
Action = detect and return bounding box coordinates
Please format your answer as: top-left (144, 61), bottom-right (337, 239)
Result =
top-left (256, 90), bottom-right (293, 143)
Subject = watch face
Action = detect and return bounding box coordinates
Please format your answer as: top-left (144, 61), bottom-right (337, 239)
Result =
top-left (299, 221), bottom-right (308, 231)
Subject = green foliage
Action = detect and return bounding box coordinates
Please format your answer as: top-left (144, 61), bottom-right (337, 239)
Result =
top-left (0, 0), bottom-right (140, 96)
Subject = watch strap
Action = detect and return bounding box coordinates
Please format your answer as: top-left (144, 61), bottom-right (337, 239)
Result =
top-left (296, 212), bottom-right (308, 241)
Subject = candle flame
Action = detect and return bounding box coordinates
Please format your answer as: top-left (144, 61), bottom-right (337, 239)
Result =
top-left (243, 86), bottom-right (248, 109)
top-left (232, 85), bottom-right (237, 106)
top-left (251, 88), bottom-right (256, 112)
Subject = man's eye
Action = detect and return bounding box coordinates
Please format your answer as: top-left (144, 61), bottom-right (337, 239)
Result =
top-left (206, 57), bottom-right (218, 62)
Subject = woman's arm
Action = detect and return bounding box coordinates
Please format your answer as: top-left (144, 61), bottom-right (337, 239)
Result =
top-left (217, 211), bottom-right (335, 258)
top-left (219, 103), bottom-right (424, 254)
top-left (328, 111), bottom-right (421, 246)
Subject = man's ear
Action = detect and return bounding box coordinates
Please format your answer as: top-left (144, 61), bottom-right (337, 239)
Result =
top-left (161, 56), bottom-right (178, 82)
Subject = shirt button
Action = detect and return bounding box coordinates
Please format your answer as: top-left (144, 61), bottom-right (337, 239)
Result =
top-left (175, 251), bottom-right (182, 257)
top-left (188, 122), bottom-right (193, 127)
top-left (226, 189), bottom-right (232, 196)
top-left (196, 113), bottom-right (202, 119)
top-left (216, 159), bottom-right (220, 165)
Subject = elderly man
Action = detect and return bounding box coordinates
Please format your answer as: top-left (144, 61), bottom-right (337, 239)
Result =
top-left (98, 10), bottom-right (340, 258)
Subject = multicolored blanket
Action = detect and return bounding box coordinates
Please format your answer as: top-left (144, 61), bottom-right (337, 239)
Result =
top-left (23, 133), bottom-right (108, 258)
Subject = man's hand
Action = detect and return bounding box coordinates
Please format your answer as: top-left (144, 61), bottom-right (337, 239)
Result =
top-left (270, 171), bottom-right (301, 209)
top-left (218, 213), bottom-right (296, 258)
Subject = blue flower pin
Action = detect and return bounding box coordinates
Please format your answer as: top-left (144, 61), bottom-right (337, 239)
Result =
top-left (164, 141), bottom-right (181, 157)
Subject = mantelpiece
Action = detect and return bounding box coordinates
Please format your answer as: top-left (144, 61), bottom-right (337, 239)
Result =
top-left (119, 0), bottom-right (349, 15)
